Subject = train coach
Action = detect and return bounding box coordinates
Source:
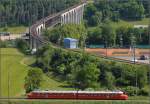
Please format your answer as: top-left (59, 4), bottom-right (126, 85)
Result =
top-left (27, 90), bottom-right (128, 100)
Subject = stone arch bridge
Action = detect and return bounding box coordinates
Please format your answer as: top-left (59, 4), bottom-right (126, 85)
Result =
top-left (30, 1), bottom-right (86, 49)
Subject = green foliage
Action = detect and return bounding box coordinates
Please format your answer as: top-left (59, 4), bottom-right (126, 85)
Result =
top-left (70, 62), bottom-right (100, 90)
top-left (137, 66), bottom-right (147, 89)
top-left (139, 87), bottom-right (149, 96)
top-left (43, 24), bottom-right (87, 47)
top-left (0, 41), bottom-right (9, 48)
top-left (123, 86), bottom-right (139, 96)
top-left (120, 0), bottom-right (145, 20)
top-left (16, 39), bottom-right (29, 54)
top-left (36, 45), bottom-right (54, 72)
top-left (0, 0), bottom-right (80, 26)
top-left (36, 45), bottom-right (150, 92)
top-left (0, 40), bottom-right (16, 48)
top-left (84, 0), bottom-right (147, 27)
top-left (116, 26), bottom-right (148, 46)
top-left (87, 25), bottom-right (149, 48)
top-left (101, 23), bottom-right (116, 47)
top-left (85, 0), bottom-right (148, 47)
top-left (25, 68), bottom-right (43, 93)
top-left (87, 27), bottom-right (102, 45)
top-left (84, 3), bottom-right (97, 26)
top-left (104, 72), bottom-right (115, 89)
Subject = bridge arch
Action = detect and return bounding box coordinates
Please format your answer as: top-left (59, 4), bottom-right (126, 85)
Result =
top-left (61, 3), bottom-right (85, 25)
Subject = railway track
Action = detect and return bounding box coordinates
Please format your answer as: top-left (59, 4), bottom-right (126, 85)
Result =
top-left (89, 53), bottom-right (149, 65)
top-left (0, 98), bottom-right (149, 102)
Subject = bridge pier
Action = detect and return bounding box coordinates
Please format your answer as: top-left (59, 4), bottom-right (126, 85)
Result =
top-left (61, 4), bottom-right (85, 25)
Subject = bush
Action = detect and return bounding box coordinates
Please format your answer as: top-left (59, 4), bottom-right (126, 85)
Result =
top-left (0, 40), bottom-right (16, 48)
top-left (122, 86), bottom-right (139, 96)
top-left (25, 68), bottom-right (43, 93)
top-left (16, 39), bottom-right (30, 54)
top-left (139, 87), bottom-right (149, 96)
top-left (0, 41), bottom-right (8, 48)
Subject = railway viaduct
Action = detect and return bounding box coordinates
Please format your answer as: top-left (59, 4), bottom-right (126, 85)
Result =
top-left (30, 1), bottom-right (86, 50)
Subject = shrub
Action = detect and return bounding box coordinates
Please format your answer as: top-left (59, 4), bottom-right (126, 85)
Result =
top-left (16, 39), bottom-right (30, 54)
top-left (139, 87), bottom-right (149, 96)
top-left (0, 40), bottom-right (16, 48)
top-left (25, 68), bottom-right (43, 93)
top-left (122, 86), bottom-right (139, 96)
top-left (0, 41), bottom-right (8, 48)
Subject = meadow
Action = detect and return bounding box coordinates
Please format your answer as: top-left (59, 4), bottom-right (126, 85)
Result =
top-left (0, 26), bottom-right (27, 34)
top-left (0, 48), bottom-right (72, 97)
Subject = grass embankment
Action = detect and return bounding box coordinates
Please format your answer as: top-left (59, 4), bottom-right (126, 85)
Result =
top-left (1, 99), bottom-right (150, 104)
top-left (0, 48), bottom-right (71, 97)
top-left (0, 26), bottom-right (27, 34)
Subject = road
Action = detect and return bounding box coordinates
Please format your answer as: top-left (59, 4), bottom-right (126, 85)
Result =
top-left (113, 56), bottom-right (149, 64)
top-left (0, 34), bottom-right (28, 41)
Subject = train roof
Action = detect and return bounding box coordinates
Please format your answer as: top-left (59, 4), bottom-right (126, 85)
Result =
top-left (32, 90), bottom-right (123, 94)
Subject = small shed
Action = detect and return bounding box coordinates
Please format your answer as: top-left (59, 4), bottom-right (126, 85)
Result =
top-left (64, 38), bottom-right (78, 49)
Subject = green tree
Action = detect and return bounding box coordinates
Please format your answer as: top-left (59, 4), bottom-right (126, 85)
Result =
top-left (104, 72), bottom-right (115, 89)
top-left (137, 66), bottom-right (147, 89)
top-left (120, 0), bottom-right (145, 20)
top-left (90, 11), bottom-right (102, 26)
top-left (0, 0), bottom-right (80, 26)
top-left (25, 68), bottom-right (43, 93)
top-left (94, 0), bottom-right (112, 21)
top-left (101, 23), bottom-right (116, 47)
top-left (84, 3), bottom-right (97, 26)
top-left (16, 39), bottom-right (29, 54)
top-left (87, 26), bottom-right (102, 45)
top-left (73, 63), bottom-right (100, 90)
top-left (37, 45), bottom-right (55, 72)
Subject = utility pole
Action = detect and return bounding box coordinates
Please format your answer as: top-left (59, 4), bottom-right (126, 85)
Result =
top-left (131, 34), bottom-right (137, 95)
top-left (148, 1), bottom-right (150, 103)
top-left (105, 41), bottom-right (108, 57)
top-left (0, 24), bottom-right (1, 100)
top-left (148, 21), bottom-right (150, 104)
top-left (120, 34), bottom-right (123, 48)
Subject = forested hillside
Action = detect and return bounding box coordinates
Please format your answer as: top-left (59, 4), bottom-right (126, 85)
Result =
top-left (0, 0), bottom-right (80, 26)
top-left (84, 0), bottom-right (150, 47)
top-left (85, 0), bottom-right (149, 26)
top-left (35, 44), bottom-right (149, 96)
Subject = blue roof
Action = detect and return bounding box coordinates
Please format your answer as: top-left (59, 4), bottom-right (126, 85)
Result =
top-left (64, 38), bottom-right (78, 42)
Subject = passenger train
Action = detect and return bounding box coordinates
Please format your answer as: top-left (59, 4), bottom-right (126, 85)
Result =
top-left (27, 90), bottom-right (128, 100)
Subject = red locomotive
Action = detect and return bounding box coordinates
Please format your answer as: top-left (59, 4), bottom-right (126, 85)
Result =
top-left (27, 90), bottom-right (128, 100)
